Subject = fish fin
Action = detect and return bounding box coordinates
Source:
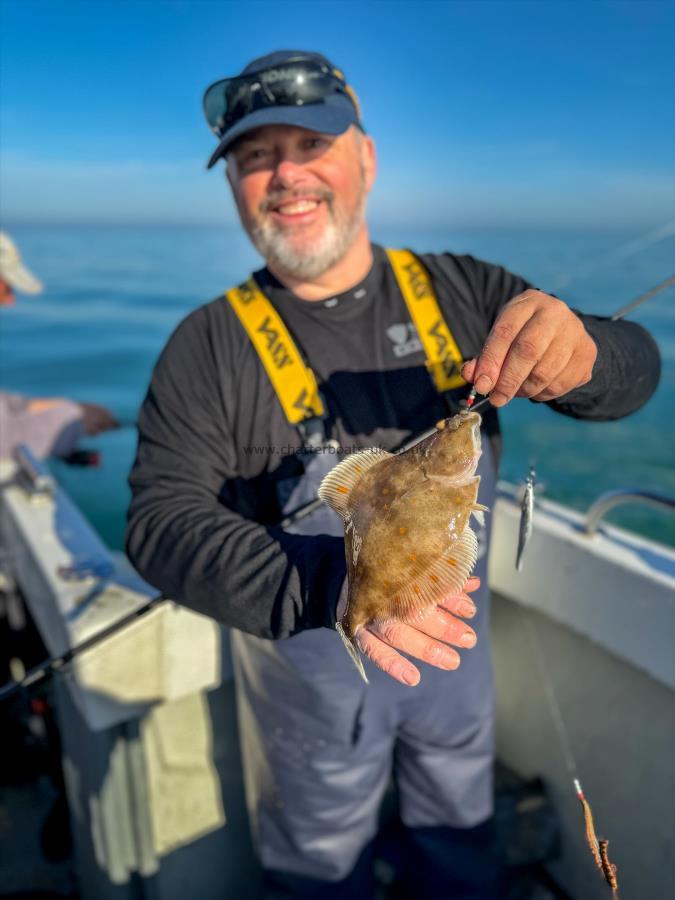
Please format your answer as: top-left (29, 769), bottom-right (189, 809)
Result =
top-left (471, 505), bottom-right (487, 527)
top-left (336, 621), bottom-right (369, 684)
top-left (386, 527), bottom-right (479, 622)
top-left (318, 448), bottom-right (392, 517)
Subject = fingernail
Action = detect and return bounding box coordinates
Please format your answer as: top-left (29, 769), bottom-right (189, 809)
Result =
top-left (440, 652), bottom-right (460, 670)
top-left (459, 600), bottom-right (476, 618)
top-left (475, 375), bottom-right (492, 394)
top-left (459, 631), bottom-right (477, 648)
top-left (489, 391), bottom-right (508, 407)
top-left (402, 668), bottom-right (420, 685)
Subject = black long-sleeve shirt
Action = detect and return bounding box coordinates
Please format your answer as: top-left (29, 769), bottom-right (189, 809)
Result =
top-left (126, 244), bottom-right (660, 638)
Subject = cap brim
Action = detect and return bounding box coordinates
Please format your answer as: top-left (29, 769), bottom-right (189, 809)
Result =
top-left (207, 101), bottom-right (358, 169)
top-left (3, 262), bottom-right (43, 294)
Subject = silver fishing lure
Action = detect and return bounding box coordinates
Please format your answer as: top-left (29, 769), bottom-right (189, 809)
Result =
top-left (516, 467), bottom-right (536, 572)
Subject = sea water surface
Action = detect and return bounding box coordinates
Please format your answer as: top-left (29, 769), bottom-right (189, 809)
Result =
top-left (1, 223), bottom-right (673, 551)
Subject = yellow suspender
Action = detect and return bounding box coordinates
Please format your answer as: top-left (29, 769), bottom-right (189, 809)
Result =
top-left (385, 249), bottom-right (466, 392)
top-left (225, 251), bottom-right (465, 426)
top-left (225, 279), bottom-right (325, 425)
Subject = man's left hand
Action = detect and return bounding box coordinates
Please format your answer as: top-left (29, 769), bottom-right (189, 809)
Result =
top-left (461, 290), bottom-right (597, 406)
top-left (78, 402), bottom-right (119, 435)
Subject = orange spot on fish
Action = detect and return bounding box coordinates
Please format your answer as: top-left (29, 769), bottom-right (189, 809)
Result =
top-left (413, 585), bottom-right (420, 594)
top-left (447, 558), bottom-right (457, 566)
top-left (399, 527), bottom-right (407, 535)
top-left (409, 554), bottom-right (417, 562)
top-left (430, 574), bottom-right (438, 583)
top-left (337, 486), bottom-right (349, 494)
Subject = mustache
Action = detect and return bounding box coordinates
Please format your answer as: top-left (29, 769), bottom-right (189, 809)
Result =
top-left (259, 188), bottom-right (334, 215)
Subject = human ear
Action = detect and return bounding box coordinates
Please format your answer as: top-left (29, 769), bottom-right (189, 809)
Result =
top-left (361, 135), bottom-right (377, 192)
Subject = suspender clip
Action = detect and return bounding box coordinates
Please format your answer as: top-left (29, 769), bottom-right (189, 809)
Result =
top-left (297, 415), bottom-right (328, 451)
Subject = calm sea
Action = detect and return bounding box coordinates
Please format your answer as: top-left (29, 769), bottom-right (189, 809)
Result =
top-left (1, 223), bottom-right (673, 550)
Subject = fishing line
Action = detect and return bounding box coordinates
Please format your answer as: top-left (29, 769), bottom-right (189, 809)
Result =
top-left (552, 218), bottom-right (675, 291)
top-left (610, 273), bottom-right (675, 321)
top-left (516, 511), bottom-right (620, 895)
top-left (521, 606), bottom-right (578, 781)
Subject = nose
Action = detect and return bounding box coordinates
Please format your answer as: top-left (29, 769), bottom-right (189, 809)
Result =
top-left (269, 156), bottom-right (308, 191)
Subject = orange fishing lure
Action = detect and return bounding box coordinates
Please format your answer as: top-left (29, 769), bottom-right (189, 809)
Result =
top-left (575, 779), bottom-right (619, 896)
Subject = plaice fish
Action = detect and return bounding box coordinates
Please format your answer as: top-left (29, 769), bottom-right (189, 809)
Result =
top-left (318, 411), bottom-right (487, 682)
top-left (516, 467), bottom-right (535, 572)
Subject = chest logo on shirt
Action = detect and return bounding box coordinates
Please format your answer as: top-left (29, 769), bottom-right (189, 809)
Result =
top-left (387, 323), bottom-right (423, 359)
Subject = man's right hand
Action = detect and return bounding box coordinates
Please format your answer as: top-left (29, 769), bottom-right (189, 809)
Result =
top-left (338, 577), bottom-right (480, 686)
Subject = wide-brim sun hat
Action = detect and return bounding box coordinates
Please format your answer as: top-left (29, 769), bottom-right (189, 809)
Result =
top-left (203, 50), bottom-right (363, 169)
top-left (0, 232), bottom-right (43, 294)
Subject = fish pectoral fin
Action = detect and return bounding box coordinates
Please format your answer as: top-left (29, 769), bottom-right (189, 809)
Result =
top-left (384, 527), bottom-right (480, 622)
top-left (336, 621), bottom-right (369, 684)
top-left (318, 447), bottom-right (392, 517)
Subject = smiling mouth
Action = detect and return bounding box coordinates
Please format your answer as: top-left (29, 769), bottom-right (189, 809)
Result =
top-left (267, 198), bottom-right (325, 224)
top-left (274, 199), bottom-right (321, 215)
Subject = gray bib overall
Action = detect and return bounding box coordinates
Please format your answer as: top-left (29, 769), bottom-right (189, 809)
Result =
top-left (231, 434), bottom-right (497, 885)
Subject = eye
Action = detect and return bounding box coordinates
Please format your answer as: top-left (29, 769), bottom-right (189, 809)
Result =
top-left (304, 136), bottom-right (327, 151)
top-left (236, 146), bottom-right (270, 170)
top-left (246, 147), bottom-right (268, 161)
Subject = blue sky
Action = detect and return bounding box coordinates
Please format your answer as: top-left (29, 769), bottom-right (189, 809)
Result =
top-left (1, 0), bottom-right (674, 227)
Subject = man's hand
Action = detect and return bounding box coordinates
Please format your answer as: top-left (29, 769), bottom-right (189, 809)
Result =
top-left (461, 290), bottom-right (597, 406)
top-left (338, 577), bottom-right (481, 686)
top-left (78, 402), bottom-right (119, 435)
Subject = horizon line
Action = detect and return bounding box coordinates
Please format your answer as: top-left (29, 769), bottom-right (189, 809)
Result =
top-left (2, 218), bottom-right (668, 232)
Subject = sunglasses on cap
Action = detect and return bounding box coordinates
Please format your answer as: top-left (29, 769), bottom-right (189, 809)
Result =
top-left (202, 57), bottom-right (361, 138)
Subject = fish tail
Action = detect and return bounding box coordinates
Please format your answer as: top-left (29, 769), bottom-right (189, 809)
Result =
top-left (336, 621), bottom-right (369, 684)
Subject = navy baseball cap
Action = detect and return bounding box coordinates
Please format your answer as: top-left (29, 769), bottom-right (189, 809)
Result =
top-left (203, 50), bottom-right (363, 169)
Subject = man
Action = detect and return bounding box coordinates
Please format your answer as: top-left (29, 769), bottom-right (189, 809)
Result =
top-left (126, 51), bottom-right (660, 898)
top-left (0, 231), bottom-right (118, 460)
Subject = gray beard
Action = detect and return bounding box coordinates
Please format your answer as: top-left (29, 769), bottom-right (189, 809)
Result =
top-left (248, 192), bottom-right (366, 281)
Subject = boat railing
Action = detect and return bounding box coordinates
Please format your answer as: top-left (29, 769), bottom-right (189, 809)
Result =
top-left (584, 489), bottom-right (675, 535)
top-left (14, 443), bottom-right (56, 495)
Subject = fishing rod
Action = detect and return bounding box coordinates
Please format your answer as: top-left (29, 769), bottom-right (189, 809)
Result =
top-left (274, 268), bottom-right (675, 529)
top-left (2, 270), bottom-right (671, 703)
top-left (2, 397), bottom-right (459, 704)
top-left (0, 594), bottom-right (165, 703)
top-left (0, 405), bottom-right (456, 704)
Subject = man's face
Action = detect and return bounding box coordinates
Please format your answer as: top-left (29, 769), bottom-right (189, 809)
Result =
top-left (0, 279), bottom-right (15, 307)
top-left (226, 124), bottom-right (376, 279)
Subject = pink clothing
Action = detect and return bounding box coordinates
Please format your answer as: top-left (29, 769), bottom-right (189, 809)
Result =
top-left (0, 391), bottom-right (85, 459)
